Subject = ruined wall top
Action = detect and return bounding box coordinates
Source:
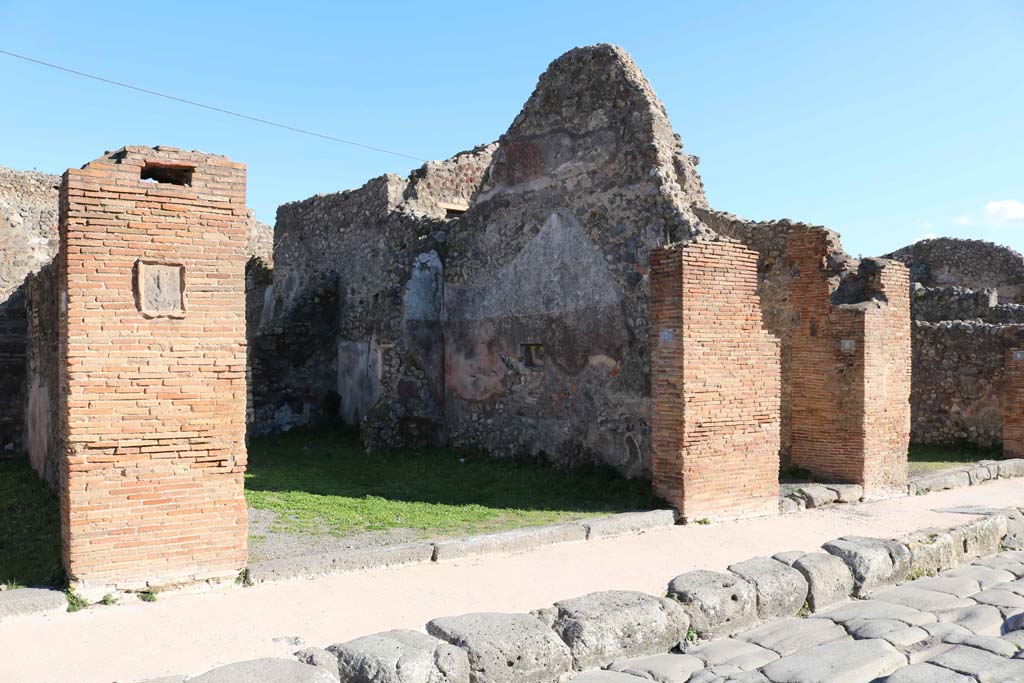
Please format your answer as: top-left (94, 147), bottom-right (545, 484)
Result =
top-left (0, 165), bottom-right (59, 301)
top-left (884, 237), bottom-right (1024, 303)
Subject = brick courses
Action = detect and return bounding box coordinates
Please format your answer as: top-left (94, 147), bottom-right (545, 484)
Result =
top-left (58, 147), bottom-right (248, 591)
top-left (1003, 348), bottom-right (1024, 458)
top-left (650, 239), bottom-right (781, 521)
top-left (787, 227), bottom-right (910, 497)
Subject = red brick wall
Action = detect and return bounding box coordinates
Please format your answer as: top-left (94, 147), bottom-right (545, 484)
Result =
top-left (1003, 348), bottom-right (1024, 458)
top-left (651, 239), bottom-right (781, 521)
top-left (787, 227), bottom-right (910, 497)
top-left (58, 147), bottom-right (248, 591)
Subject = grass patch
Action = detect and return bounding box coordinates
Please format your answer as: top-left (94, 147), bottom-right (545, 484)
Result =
top-left (0, 459), bottom-right (63, 588)
top-left (908, 443), bottom-right (1001, 477)
top-left (245, 429), bottom-right (664, 539)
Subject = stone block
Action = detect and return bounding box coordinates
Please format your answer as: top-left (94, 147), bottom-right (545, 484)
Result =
top-left (901, 529), bottom-right (960, 576)
top-left (736, 617), bottom-right (848, 657)
top-left (779, 497), bottom-right (804, 514)
top-left (666, 570), bottom-right (758, 638)
top-left (329, 630), bottom-right (469, 683)
top-left (865, 586), bottom-right (975, 612)
top-left (759, 639), bottom-right (904, 683)
top-left (771, 551), bottom-right (806, 566)
top-left (551, 590), bottom-right (689, 669)
top-left (812, 600), bottom-right (936, 627)
top-left (608, 653), bottom-right (705, 682)
top-left (882, 663), bottom-right (975, 683)
top-left (842, 618), bottom-right (928, 648)
top-left (941, 565), bottom-right (1016, 589)
top-left (973, 555), bottom-right (1024, 578)
top-left (999, 509), bottom-right (1024, 550)
top-left (929, 644), bottom-right (1024, 681)
top-left (688, 638), bottom-right (778, 671)
top-left (0, 588), bottom-right (66, 621)
top-left (792, 552), bottom-right (855, 611)
top-left (567, 672), bottom-right (647, 682)
top-left (431, 524), bottom-right (587, 561)
top-left (934, 604), bottom-right (1004, 636)
top-left (727, 557), bottom-right (808, 620)
top-left (426, 613), bottom-right (572, 683)
top-left (579, 510), bottom-right (677, 540)
top-left (187, 658), bottom-right (336, 683)
top-left (910, 575), bottom-right (981, 598)
top-left (950, 515), bottom-right (1008, 563)
top-left (294, 648), bottom-right (340, 682)
top-left (822, 537), bottom-right (910, 595)
top-left (824, 484), bottom-right (863, 503)
top-left (793, 484), bottom-right (837, 508)
top-left (248, 544), bottom-right (436, 582)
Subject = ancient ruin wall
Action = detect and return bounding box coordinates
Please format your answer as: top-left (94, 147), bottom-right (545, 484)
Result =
top-left (439, 44), bottom-right (712, 477)
top-left (885, 238), bottom-right (1024, 304)
top-left (24, 261), bottom-right (60, 488)
top-left (650, 239), bottom-right (780, 520)
top-left (1003, 345), bottom-right (1024, 458)
top-left (59, 147), bottom-right (248, 590)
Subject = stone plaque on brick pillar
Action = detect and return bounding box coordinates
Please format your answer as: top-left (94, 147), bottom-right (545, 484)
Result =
top-left (1003, 348), bottom-right (1024, 458)
top-left (650, 238), bottom-right (781, 522)
top-left (58, 147), bottom-right (248, 593)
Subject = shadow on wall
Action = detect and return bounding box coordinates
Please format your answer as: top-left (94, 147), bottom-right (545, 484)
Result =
top-left (0, 282), bottom-right (28, 458)
top-left (244, 427), bottom-right (665, 514)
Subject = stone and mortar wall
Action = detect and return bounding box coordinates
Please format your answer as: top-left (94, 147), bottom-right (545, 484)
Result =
top-left (23, 261), bottom-right (60, 489)
top-left (650, 239), bottom-right (780, 521)
top-left (787, 227), bottom-right (910, 495)
top-left (886, 237), bottom-right (1024, 304)
top-left (58, 146), bottom-right (248, 592)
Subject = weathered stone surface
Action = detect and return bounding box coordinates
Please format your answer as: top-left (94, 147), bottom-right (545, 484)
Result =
top-left (972, 555), bottom-right (1024, 578)
top-left (737, 618), bottom-right (848, 657)
top-left (941, 566), bottom-right (1016, 590)
top-left (866, 586), bottom-right (976, 613)
top-left (759, 639), bottom-right (905, 683)
top-left (667, 571), bottom-right (758, 638)
top-left (934, 605), bottom-right (1004, 636)
top-left (432, 525), bottom-right (587, 561)
top-left (950, 517), bottom-right (1008, 564)
top-left (825, 484), bottom-right (864, 503)
top-left (910, 576), bottom-right (981, 598)
top-left (728, 558), bottom-right (808, 621)
top-left (881, 662), bottom-right (976, 682)
top-left (249, 544), bottom-right (436, 582)
top-left (901, 529), bottom-right (961, 576)
top-left (689, 638), bottom-right (779, 671)
top-left (813, 600), bottom-right (936, 627)
top-left (970, 588), bottom-right (1024, 611)
top-left (426, 613), bottom-right (572, 683)
top-left (771, 551), bottom-right (805, 567)
top-left (0, 588), bottom-right (65, 620)
top-left (187, 658), bottom-right (336, 683)
top-left (943, 634), bottom-right (1018, 657)
top-left (580, 511), bottom-right (678, 540)
top-left (567, 672), bottom-right (647, 682)
top-left (793, 485), bottom-right (838, 508)
top-left (791, 552), bottom-right (855, 611)
top-left (294, 648), bottom-right (340, 682)
top-left (843, 619), bottom-right (928, 648)
top-left (329, 629), bottom-right (469, 683)
top-left (823, 537), bottom-right (911, 595)
top-left (608, 653), bottom-right (706, 682)
top-left (929, 644), bottom-right (1024, 682)
top-left (551, 591), bottom-right (689, 669)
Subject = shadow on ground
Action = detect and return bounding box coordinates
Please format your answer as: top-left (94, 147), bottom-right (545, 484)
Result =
top-left (0, 458), bottom-right (63, 588)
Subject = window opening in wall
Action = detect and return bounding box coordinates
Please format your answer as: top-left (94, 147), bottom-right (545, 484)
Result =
top-left (141, 163), bottom-right (194, 186)
top-left (522, 343), bottom-right (545, 368)
top-left (439, 201), bottom-right (469, 220)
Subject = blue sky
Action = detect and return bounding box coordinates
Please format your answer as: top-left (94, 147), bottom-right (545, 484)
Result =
top-left (1, 1), bottom-right (1021, 257)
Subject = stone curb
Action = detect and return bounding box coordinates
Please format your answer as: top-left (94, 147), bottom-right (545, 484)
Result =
top-left (248, 510), bottom-right (679, 583)
top-left (908, 458), bottom-right (1024, 495)
top-left (180, 509), bottom-right (1024, 683)
top-left (0, 587), bottom-right (66, 622)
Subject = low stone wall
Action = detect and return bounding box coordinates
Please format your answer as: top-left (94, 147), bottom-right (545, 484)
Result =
top-left (885, 237), bottom-right (1024, 304)
top-left (178, 511), bottom-right (1024, 683)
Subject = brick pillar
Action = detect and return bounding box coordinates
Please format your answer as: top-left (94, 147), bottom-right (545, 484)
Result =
top-left (1003, 348), bottom-right (1024, 458)
top-left (650, 239), bottom-right (781, 522)
top-left (58, 147), bottom-right (248, 593)
top-left (786, 227), bottom-right (910, 497)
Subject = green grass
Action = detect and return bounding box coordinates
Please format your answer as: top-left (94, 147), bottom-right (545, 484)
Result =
top-left (245, 429), bottom-right (664, 538)
top-left (0, 459), bottom-right (63, 588)
top-left (908, 442), bottom-right (1001, 476)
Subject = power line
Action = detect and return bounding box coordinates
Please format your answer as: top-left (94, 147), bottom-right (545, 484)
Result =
top-left (0, 49), bottom-right (427, 163)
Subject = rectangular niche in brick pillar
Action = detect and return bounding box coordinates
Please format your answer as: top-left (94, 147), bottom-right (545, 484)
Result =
top-left (1003, 348), bottom-right (1024, 458)
top-left (57, 147), bottom-right (249, 593)
top-left (650, 238), bottom-right (781, 522)
top-left (786, 227), bottom-right (911, 498)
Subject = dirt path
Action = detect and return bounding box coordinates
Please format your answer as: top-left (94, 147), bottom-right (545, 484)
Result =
top-left (2, 479), bottom-right (1022, 683)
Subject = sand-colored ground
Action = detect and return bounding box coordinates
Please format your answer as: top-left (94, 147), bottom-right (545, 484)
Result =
top-left (2, 478), bottom-right (1022, 683)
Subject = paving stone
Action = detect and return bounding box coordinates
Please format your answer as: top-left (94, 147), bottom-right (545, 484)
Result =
top-left (551, 590), bottom-right (689, 669)
top-left (759, 638), bottom-right (906, 683)
top-left (825, 484), bottom-right (864, 503)
top-left (909, 576), bottom-right (981, 598)
top-left (727, 557), bottom-right (808, 621)
top-left (942, 634), bottom-right (1018, 657)
top-left (900, 633), bottom-right (957, 665)
top-left (813, 600), bottom-right (937, 627)
top-left (972, 556), bottom-right (1024, 578)
top-left (689, 638), bottom-right (778, 671)
top-left (928, 644), bottom-right (1024, 682)
top-left (823, 537), bottom-right (910, 595)
top-left (792, 552), bottom-right (855, 612)
top-left (934, 605), bottom-right (1005, 636)
top-left (971, 589), bottom-right (1024, 611)
top-left (426, 613), bottom-right (572, 683)
top-left (866, 586), bottom-right (976, 612)
top-left (794, 484), bottom-right (838, 508)
top-left (608, 653), bottom-right (706, 683)
top-left (1004, 612), bottom-right (1024, 632)
top-left (880, 662), bottom-right (977, 682)
top-left (667, 571), bottom-right (758, 638)
top-left (737, 617), bottom-right (849, 656)
top-left (724, 673), bottom-right (769, 683)
top-left (1000, 630), bottom-right (1024, 649)
top-left (941, 566), bottom-right (1016, 590)
top-left (293, 648), bottom-right (340, 682)
top-left (186, 658), bottom-right (337, 683)
top-left (771, 551), bottom-right (805, 567)
top-left (329, 629), bottom-right (470, 683)
top-left (579, 510), bottom-right (678, 540)
top-left (0, 588), bottom-right (66, 620)
top-left (842, 619), bottom-right (928, 648)
top-left (568, 672), bottom-right (647, 682)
